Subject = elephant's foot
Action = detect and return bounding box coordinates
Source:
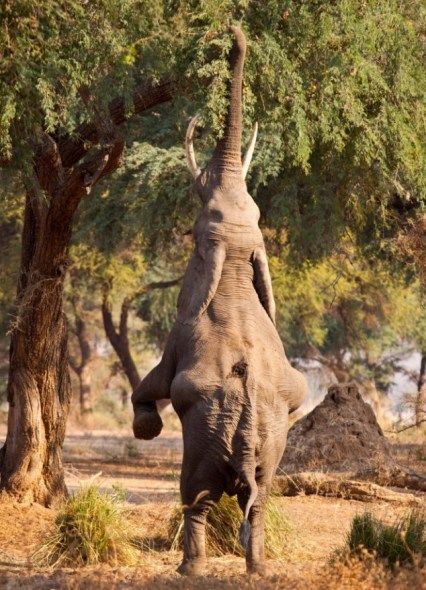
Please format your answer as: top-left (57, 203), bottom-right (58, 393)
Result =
top-left (177, 557), bottom-right (207, 576)
top-left (247, 561), bottom-right (268, 577)
top-left (133, 406), bottom-right (163, 440)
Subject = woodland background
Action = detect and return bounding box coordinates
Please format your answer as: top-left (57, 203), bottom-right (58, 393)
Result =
top-left (0, 0), bottom-right (425, 439)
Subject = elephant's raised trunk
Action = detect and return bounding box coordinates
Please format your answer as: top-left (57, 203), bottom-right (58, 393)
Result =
top-left (185, 27), bottom-right (257, 184)
top-left (211, 26), bottom-right (246, 177)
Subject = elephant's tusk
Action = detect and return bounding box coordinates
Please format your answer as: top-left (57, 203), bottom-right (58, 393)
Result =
top-left (185, 115), bottom-right (202, 180)
top-left (242, 122), bottom-right (258, 179)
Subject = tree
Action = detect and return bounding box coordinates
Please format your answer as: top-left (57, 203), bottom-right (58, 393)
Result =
top-left (71, 139), bottom-right (188, 392)
top-left (71, 196), bottom-right (184, 400)
top-left (68, 293), bottom-right (94, 415)
top-left (102, 279), bottom-right (181, 391)
top-left (1, 0), bottom-right (424, 504)
top-left (270, 241), bottom-right (425, 419)
top-left (0, 2), bottom-right (174, 504)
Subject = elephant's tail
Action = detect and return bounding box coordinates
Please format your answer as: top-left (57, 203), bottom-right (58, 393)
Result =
top-left (238, 478), bottom-right (257, 550)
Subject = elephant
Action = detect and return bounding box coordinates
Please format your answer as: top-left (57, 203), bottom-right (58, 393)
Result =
top-left (131, 25), bottom-right (307, 576)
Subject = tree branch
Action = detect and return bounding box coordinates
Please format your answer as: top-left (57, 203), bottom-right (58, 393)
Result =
top-left (132, 276), bottom-right (183, 301)
top-left (58, 79), bottom-right (175, 169)
top-left (101, 292), bottom-right (140, 391)
top-left (35, 134), bottom-right (66, 195)
top-left (63, 121), bottom-right (124, 216)
top-left (386, 419), bottom-right (426, 434)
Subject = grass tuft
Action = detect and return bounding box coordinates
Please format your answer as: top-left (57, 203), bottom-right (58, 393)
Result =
top-left (345, 510), bottom-right (426, 566)
top-left (34, 484), bottom-right (137, 567)
top-left (169, 493), bottom-right (291, 558)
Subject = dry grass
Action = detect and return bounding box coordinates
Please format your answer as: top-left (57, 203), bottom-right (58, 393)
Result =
top-left (1, 432), bottom-right (425, 589)
top-left (1, 555), bottom-right (425, 589)
top-left (34, 484), bottom-right (137, 567)
top-left (168, 493), bottom-right (292, 558)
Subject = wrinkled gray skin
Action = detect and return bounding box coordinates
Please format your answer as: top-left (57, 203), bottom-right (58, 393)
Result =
top-left (132, 26), bottom-right (307, 576)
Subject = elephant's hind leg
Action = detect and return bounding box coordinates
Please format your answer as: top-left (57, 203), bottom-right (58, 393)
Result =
top-left (132, 346), bottom-right (175, 440)
top-left (177, 502), bottom-right (210, 576)
top-left (238, 485), bottom-right (268, 576)
top-left (177, 469), bottom-right (224, 576)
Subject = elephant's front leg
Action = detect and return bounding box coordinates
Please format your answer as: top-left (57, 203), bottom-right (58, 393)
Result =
top-left (132, 344), bottom-right (175, 440)
top-left (177, 504), bottom-right (209, 576)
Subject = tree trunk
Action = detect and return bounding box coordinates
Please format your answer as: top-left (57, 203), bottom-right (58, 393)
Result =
top-left (0, 191), bottom-right (73, 505)
top-left (120, 386), bottom-right (129, 409)
top-left (0, 119), bottom-right (123, 504)
top-left (102, 298), bottom-right (141, 391)
top-left (69, 310), bottom-right (93, 415)
top-left (79, 364), bottom-right (92, 414)
top-left (0, 81), bottom-right (175, 505)
top-left (416, 352), bottom-right (426, 426)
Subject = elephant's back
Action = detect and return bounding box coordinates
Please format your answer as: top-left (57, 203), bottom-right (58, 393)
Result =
top-left (173, 291), bottom-right (289, 393)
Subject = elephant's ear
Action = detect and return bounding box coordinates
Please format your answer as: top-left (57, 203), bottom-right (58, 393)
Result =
top-left (183, 240), bottom-right (226, 325)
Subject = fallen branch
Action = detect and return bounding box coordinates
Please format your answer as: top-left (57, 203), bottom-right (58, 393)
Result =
top-left (274, 472), bottom-right (423, 506)
top-left (357, 466), bottom-right (426, 492)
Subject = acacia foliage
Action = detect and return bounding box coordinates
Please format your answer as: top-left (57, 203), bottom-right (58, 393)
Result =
top-left (0, 0), bottom-right (424, 379)
top-left (271, 241), bottom-right (425, 388)
top-left (167, 0), bottom-right (426, 259)
top-left (107, 0), bottom-right (425, 260)
top-left (0, 0), bottom-right (171, 164)
top-left (2, 1), bottom-right (424, 258)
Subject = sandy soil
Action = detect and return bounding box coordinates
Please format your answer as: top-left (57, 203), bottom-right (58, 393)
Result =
top-left (0, 428), bottom-right (424, 589)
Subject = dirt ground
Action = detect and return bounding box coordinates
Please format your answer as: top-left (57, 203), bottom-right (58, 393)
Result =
top-left (0, 426), bottom-right (424, 589)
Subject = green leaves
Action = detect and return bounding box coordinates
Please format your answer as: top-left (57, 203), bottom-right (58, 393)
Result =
top-left (2, 1), bottom-right (424, 254)
top-left (0, 0), bottom-right (169, 164)
top-left (1, 0), bottom-right (423, 369)
top-left (271, 240), bottom-right (424, 386)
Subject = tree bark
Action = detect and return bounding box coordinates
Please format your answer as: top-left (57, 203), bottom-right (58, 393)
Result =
top-left (415, 352), bottom-right (426, 426)
top-left (0, 187), bottom-right (76, 505)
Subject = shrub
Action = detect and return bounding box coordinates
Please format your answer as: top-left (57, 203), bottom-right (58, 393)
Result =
top-left (34, 484), bottom-right (137, 567)
top-left (169, 493), bottom-right (291, 558)
top-left (345, 511), bottom-right (426, 566)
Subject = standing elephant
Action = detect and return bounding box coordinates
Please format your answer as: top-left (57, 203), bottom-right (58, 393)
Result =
top-left (132, 25), bottom-right (307, 576)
